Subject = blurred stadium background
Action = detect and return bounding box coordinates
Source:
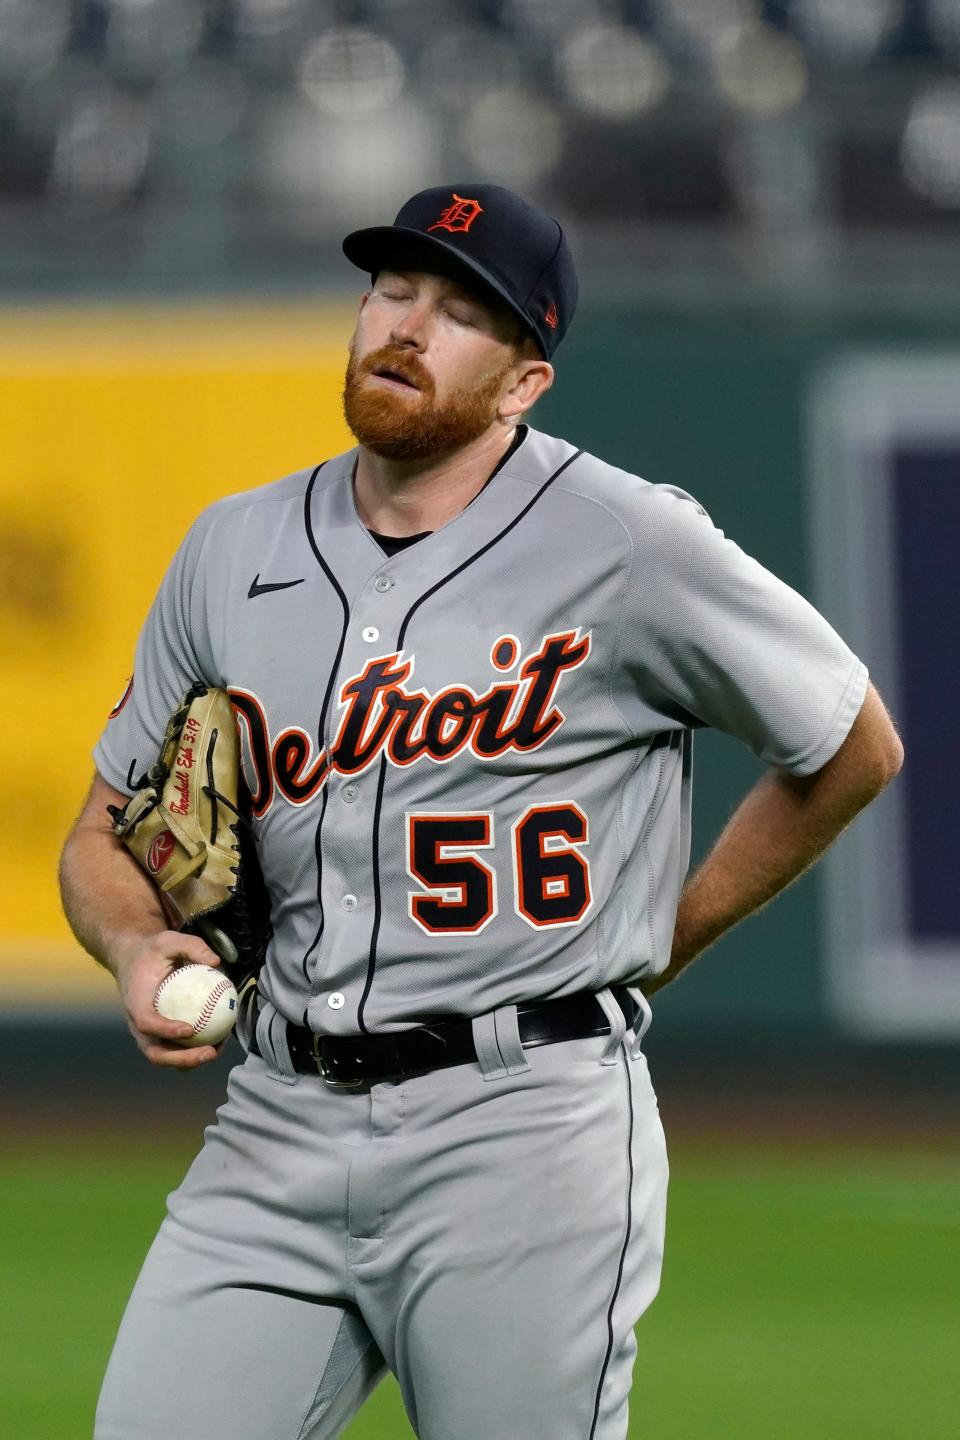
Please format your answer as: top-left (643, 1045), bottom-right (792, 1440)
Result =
top-left (1, 2), bottom-right (958, 1437)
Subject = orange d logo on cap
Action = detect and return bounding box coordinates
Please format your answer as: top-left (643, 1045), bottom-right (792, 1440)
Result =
top-left (427, 193), bottom-right (484, 235)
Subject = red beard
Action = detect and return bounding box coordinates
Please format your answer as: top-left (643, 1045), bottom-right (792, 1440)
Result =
top-left (342, 343), bottom-right (512, 461)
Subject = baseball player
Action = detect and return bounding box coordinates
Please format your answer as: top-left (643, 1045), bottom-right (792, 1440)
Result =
top-left (60, 183), bottom-right (903, 1440)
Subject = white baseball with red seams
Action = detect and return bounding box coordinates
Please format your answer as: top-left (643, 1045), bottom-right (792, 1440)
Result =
top-left (153, 965), bottom-right (238, 1047)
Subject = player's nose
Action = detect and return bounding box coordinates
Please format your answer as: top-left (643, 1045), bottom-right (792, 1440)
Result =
top-left (389, 301), bottom-right (431, 351)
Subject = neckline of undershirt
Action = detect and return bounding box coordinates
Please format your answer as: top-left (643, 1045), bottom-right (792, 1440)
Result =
top-left (367, 424), bottom-right (528, 557)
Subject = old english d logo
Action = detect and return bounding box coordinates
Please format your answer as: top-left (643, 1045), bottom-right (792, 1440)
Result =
top-left (427, 193), bottom-right (484, 235)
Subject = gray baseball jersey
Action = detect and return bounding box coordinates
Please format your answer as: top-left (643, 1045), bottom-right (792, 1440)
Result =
top-left (93, 424), bottom-right (868, 1440)
top-left (95, 425), bottom-right (868, 1036)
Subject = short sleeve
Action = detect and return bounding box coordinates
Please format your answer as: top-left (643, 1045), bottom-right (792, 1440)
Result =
top-left (620, 486), bottom-right (869, 775)
top-left (94, 514), bottom-right (216, 793)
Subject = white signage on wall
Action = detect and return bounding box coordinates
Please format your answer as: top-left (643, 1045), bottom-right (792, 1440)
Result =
top-left (810, 354), bottom-right (960, 1038)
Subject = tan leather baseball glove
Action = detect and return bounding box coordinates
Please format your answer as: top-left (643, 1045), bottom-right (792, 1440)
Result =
top-left (108, 683), bottom-right (272, 1006)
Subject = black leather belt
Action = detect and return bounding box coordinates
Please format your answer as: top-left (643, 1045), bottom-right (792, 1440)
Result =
top-left (250, 987), bottom-right (640, 1087)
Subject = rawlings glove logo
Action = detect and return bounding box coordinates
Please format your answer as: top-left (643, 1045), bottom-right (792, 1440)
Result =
top-left (145, 829), bottom-right (176, 875)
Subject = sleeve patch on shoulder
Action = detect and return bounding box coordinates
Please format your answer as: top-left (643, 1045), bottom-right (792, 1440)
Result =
top-left (108, 674), bottom-right (133, 719)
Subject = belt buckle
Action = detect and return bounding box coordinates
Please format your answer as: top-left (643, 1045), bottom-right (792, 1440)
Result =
top-left (311, 1034), bottom-right (366, 1089)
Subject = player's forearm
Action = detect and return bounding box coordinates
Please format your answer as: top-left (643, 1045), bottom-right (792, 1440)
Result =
top-left (645, 704), bottom-right (903, 995)
top-left (59, 827), bottom-right (167, 980)
top-left (650, 769), bottom-right (864, 992)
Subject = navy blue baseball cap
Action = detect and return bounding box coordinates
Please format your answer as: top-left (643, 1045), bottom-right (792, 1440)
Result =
top-left (342, 183), bottom-right (578, 361)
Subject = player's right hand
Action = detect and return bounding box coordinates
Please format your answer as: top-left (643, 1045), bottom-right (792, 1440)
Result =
top-left (112, 930), bottom-right (224, 1071)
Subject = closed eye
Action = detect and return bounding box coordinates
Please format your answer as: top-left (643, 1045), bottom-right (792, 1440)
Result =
top-left (444, 306), bottom-right (478, 327)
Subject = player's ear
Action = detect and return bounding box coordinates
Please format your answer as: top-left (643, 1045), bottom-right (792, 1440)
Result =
top-left (499, 360), bottom-right (553, 422)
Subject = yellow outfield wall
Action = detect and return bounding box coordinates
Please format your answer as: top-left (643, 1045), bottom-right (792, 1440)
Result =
top-left (0, 301), bottom-right (357, 1007)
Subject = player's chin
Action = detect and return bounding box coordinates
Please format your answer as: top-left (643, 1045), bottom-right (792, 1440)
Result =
top-left (347, 387), bottom-right (415, 432)
top-left (345, 405), bottom-right (438, 460)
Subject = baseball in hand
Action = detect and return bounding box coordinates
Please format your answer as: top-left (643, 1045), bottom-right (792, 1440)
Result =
top-left (154, 964), bottom-right (238, 1047)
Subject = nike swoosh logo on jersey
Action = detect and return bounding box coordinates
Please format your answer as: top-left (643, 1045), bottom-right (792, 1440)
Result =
top-left (248, 574), bottom-right (306, 599)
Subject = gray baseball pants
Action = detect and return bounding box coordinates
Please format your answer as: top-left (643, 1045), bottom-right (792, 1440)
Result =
top-left (95, 995), bottom-right (668, 1440)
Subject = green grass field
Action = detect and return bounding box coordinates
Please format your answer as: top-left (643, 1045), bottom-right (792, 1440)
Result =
top-left (3, 1134), bottom-right (957, 1439)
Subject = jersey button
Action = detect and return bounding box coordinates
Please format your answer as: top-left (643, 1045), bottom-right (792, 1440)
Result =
top-left (341, 894), bottom-right (358, 912)
top-left (362, 626), bottom-right (380, 643)
top-left (374, 576), bottom-right (392, 593)
top-left (327, 992), bottom-right (345, 1010)
top-left (342, 785), bottom-right (358, 804)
